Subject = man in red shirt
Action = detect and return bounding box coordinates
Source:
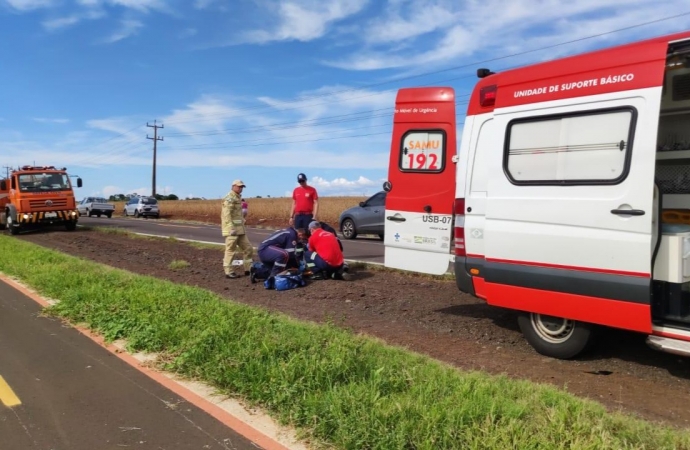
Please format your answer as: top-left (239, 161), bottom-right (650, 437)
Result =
top-left (289, 173), bottom-right (319, 231)
top-left (305, 221), bottom-right (349, 280)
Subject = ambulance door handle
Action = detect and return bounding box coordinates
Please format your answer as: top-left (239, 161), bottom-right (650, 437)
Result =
top-left (387, 216), bottom-right (406, 222)
top-left (611, 209), bottom-right (645, 216)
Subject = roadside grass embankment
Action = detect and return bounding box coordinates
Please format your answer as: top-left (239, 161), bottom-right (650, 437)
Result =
top-left (1, 235), bottom-right (688, 449)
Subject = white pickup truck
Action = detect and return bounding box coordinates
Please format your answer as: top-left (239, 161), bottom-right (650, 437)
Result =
top-left (77, 197), bottom-right (115, 218)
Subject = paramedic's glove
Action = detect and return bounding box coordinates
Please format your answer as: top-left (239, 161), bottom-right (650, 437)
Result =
top-left (230, 230), bottom-right (237, 236)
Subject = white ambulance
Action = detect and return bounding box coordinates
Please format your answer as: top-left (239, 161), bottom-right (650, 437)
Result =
top-left (384, 31), bottom-right (690, 359)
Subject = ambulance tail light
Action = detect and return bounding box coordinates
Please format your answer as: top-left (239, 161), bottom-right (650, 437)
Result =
top-left (479, 85), bottom-right (497, 107)
top-left (454, 198), bottom-right (466, 257)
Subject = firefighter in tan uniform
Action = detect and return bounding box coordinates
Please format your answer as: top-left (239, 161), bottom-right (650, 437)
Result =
top-left (221, 180), bottom-right (254, 278)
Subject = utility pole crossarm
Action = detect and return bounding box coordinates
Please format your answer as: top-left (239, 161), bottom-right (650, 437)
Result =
top-left (146, 120), bottom-right (164, 197)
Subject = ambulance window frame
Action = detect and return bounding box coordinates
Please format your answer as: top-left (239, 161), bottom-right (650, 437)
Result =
top-left (398, 129), bottom-right (447, 174)
top-left (502, 106), bottom-right (638, 186)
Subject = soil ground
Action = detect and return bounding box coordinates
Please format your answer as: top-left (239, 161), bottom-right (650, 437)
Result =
top-left (15, 228), bottom-right (690, 429)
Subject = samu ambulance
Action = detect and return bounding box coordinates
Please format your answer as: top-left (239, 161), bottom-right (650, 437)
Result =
top-left (384, 30), bottom-right (690, 359)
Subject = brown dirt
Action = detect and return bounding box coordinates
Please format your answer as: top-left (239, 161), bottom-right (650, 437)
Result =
top-left (16, 228), bottom-right (690, 429)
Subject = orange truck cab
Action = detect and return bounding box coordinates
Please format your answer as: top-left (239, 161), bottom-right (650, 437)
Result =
top-left (0, 166), bottom-right (83, 235)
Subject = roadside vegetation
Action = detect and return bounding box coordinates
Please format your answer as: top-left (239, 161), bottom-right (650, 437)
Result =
top-left (1, 235), bottom-right (688, 449)
top-left (111, 196), bottom-right (367, 226)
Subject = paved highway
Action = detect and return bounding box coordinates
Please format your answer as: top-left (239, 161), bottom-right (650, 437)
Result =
top-left (0, 280), bottom-right (273, 450)
top-left (79, 216), bottom-right (385, 264)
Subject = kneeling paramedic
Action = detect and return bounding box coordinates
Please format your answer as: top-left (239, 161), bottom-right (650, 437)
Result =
top-left (221, 180), bottom-right (254, 279)
top-left (305, 221), bottom-right (347, 280)
top-left (258, 227), bottom-right (307, 277)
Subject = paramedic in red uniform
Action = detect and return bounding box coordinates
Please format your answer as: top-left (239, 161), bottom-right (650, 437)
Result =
top-left (289, 173), bottom-right (318, 231)
top-left (305, 221), bottom-right (348, 280)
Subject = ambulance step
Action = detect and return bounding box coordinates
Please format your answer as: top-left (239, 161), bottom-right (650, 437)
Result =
top-left (647, 335), bottom-right (690, 357)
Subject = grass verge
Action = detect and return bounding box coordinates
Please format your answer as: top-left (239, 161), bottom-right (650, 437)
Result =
top-left (3, 235), bottom-right (688, 449)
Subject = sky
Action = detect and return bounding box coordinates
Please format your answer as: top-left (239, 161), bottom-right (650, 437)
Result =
top-left (1, 0), bottom-right (689, 200)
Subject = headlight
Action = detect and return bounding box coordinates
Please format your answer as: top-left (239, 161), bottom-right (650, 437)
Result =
top-left (71, 211), bottom-right (77, 216)
top-left (23, 214), bottom-right (29, 219)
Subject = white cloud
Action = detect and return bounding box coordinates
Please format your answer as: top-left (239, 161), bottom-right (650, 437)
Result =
top-left (179, 27), bottom-right (197, 38)
top-left (324, 0), bottom-right (690, 71)
top-left (42, 9), bottom-right (106, 31)
top-left (102, 19), bottom-right (143, 43)
top-left (240, 0), bottom-right (369, 44)
top-left (310, 175), bottom-right (376, 190)
top-left (4, 0), bottom-right (54, 11)
top-left (42, 15), bottom-right (81, 30)
top-left (33, 117), bottom-right (70, 124)
top-left (77, 0), bottom-right (166, 12)
top-left (101, 185), bottom-right (122, 197)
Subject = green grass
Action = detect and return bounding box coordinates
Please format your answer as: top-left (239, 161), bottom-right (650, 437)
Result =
top-left (2, 235), bottom-right (688, 449)
top-left (168, 260), bottom-right (190, 270)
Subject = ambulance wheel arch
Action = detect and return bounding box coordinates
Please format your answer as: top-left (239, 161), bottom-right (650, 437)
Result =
top-left (517, 312), bottom-right (597, 359)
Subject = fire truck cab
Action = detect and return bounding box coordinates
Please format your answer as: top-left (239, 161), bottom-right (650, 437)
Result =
top-left (0, 166), bottom-right (82, 235)
top-left (384, 31), bottom-right (690, 359)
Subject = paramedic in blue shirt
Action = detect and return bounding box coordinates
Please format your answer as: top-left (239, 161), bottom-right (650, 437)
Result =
top-left (258, 227), bottom-right (307, 277)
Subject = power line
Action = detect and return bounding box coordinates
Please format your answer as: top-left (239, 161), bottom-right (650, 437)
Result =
top-left (164, 12), bottom-right (690, 126)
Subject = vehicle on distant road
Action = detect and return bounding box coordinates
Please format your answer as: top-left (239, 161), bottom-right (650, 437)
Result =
top-left (123, 196), bottom-right (160, 218)
top-left (339, 191), bottom-right (386, 240)
top-left (77, 197), bottom-right (114, 218)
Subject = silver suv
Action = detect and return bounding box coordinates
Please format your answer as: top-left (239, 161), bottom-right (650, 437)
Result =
top-left (123, 196), bottom-right (160, 218)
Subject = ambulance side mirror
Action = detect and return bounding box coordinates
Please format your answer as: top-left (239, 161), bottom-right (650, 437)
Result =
top-left (359, 201), bottom-right (366, 207)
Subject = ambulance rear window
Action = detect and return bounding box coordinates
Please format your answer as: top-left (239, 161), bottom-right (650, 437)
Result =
top-left (399, 130), bottom-right (446, 173)
top-left (504, 107), bottom-right (636, 185)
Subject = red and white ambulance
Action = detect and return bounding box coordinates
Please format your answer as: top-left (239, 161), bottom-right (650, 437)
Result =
top-left (384, 31), bottom-right (690, 359)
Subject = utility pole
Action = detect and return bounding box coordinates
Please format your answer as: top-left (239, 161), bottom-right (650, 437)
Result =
top-left (147, 120), bottom-right (164, 197)
top-left (2, 166), bottom-right (10, 180)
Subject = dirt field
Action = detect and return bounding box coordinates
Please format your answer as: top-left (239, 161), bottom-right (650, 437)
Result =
top-left (16, 228), bottom-right (690, 429)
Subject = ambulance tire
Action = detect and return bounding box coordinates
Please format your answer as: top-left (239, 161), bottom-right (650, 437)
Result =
top-left (517, 312), bottom-right (595, 360)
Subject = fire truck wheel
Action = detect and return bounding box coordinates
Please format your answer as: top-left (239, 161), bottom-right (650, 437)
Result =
top-left (517, 312), bottom-right (596, 360)
top-left (7, 216), bottom-right (19, 235)
top-left (65, 221), bottom-right (77, 231)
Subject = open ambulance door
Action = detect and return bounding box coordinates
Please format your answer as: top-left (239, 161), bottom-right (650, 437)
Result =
top-left (383, 87), bottom-right (457, 275)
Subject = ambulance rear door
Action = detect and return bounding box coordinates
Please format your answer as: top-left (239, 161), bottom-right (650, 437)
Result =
top-left (383, 87), bottom-right (457, 275)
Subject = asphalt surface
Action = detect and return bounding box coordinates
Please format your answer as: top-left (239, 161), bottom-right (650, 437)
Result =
top-left (0, 280), bottom-right (264, 450)
top-left (79, 216), bottom-right (385, 264)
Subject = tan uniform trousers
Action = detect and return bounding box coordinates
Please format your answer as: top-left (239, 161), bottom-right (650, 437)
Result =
top-left (223, 234), bottom-right (254, 275)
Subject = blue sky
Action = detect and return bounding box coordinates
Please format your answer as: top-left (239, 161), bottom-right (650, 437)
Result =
top-left (1, 0), bottom-right (689, 200)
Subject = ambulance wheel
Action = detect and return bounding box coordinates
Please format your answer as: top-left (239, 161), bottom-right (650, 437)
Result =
top-left (517, 312), bottom-right (595, 359)
top-left (341, 219), bottom-right (357, 239)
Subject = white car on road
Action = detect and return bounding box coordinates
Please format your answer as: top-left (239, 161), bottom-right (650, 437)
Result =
top-left (123, 196), bottom-right (160, 218)
top-left (77, 197), bottom-right (115, 218)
